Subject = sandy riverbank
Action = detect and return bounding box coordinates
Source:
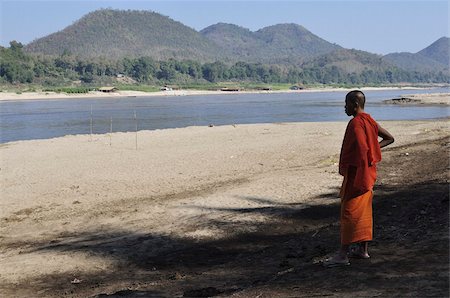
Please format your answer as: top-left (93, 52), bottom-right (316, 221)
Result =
top-left (0, 120), bottom-right (448, 297)
top-left (0, 86), bottom-right (432, 101)
top-left (383, 92), bottom-right (450, 106)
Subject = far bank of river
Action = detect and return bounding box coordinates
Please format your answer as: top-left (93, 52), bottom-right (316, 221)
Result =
top-left (0, 86), bottom-right (443, 102)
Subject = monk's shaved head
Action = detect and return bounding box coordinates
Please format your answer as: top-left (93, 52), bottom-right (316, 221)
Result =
top-left (346, 90), bottom-right (366, 109)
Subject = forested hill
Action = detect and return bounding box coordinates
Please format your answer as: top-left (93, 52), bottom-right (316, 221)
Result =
top-left (200, 23), bottom-right (266, 60)
top-left (24, 8), bottom-right (449, 76)
top-left (200, 23), bottom-right (341, 63)
top-left (25, 9), bottom-right (228, 61)
top-left (25, 9), bottom-right (342, 63)
top-left (383, 37), bottom-right (449, 72)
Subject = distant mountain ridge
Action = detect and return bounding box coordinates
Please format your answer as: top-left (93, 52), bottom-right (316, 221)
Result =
top-left (26, 9), bottom-right (341, 63)
top-left (383, 37), bottom-right (449, 72)
top-left (417, 37), bottom-right (450, 66)
top-left (24, 9), bottom-right (449, 75)
top-left (200, 22), bottom-right (341, 63)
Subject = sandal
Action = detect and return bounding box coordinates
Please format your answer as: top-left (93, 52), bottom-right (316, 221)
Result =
top-left (348, 248), bottom-right (370, 259)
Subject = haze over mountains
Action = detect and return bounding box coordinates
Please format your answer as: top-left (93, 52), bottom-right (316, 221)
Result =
top-left (24, 9), bottom-right (449, 74)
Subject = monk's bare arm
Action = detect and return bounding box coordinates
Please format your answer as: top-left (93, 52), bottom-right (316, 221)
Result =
top-left (378, 124), bottom-right (394, 148)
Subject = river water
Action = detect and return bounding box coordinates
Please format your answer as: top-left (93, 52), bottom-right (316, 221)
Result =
top-left (0, 88), bottom-right (448, 143)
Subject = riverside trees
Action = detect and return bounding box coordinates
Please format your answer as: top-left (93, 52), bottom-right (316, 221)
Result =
top-left (1, 42), bottom-right (448, 86)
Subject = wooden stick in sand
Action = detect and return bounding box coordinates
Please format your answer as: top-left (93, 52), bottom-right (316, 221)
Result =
top-left (134, 110), bottom-right (138, 150)
top-left (90, 104), bottom-right (93, 141)
top-left (110, 116), bottom-right (112, 146)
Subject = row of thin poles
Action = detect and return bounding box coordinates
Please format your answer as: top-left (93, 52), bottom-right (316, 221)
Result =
top-left (89, 104), bottom-right (139, 150)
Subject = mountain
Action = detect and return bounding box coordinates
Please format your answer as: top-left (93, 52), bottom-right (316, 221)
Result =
top-left (383, 37), bottom-right (449, 72)
top-left (26, 10), bottom-right (341, 63)
top-left (25, 9), bottom-right (227, 61)
top-left (417, 37), bottom-right (449, 66)
top-left (200, 23), bottom-right (341, 63)
top-left (254, 24), bottom-right (341, 60)
top-left (382, 52), bottom-right (445, 72)
top-left (200, 23), bottom-right (265, 59)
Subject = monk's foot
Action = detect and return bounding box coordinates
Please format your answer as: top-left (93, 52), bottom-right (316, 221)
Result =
top-left (348, 248), bottom-right (370, 259)
top-left (322, 254), bottom-right (350, 268)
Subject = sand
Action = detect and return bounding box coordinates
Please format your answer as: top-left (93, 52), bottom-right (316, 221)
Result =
top-left (0, 86), bottom-right (432, 101)
top-left (0, 120), bottom-right (449, 297)
top-left (383, 92), bottom-right (450, 106)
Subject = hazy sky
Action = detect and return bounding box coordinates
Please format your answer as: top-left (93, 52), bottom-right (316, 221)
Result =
top-left (0, 0), bottom-right (448, 55)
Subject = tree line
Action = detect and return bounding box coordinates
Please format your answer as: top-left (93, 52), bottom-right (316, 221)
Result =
top-left (1, 41), bottom-right (448, 87)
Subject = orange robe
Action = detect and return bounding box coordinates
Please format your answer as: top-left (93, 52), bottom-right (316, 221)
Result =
top-left (339, 113), bottom-right (381, 245)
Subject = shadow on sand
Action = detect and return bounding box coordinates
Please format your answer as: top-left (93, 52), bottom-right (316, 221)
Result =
top-left (3, 177), bottom-right (448, 297)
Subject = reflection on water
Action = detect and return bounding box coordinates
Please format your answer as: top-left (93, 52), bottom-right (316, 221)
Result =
top-left (0, 88), bottom-right (448, 143)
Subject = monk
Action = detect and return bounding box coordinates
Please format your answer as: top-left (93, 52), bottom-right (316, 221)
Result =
top-left (323, 90), bottom-right (394, 267)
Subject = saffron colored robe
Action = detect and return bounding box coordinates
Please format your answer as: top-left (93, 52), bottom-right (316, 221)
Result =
top-left (339, 113), bottom-right (381, 245)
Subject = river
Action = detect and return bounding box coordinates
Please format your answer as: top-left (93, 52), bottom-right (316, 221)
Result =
top-left (0, 88), bottom-right (448, 143)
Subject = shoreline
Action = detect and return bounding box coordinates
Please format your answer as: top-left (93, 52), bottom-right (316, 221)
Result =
top-left (2, 118), bottom-right (449, 146)
top-left (0, 86), bottom-right (435, 102)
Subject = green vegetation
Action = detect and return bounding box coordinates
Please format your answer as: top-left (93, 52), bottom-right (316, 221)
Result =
top-left (42, 87), bottom-right (94, 93)
top-left (115, 85), bottom-right (160, 92)
top-left (1, 38), bottom-right (449, 91)
top-left (0, 41), bottom-right (34, 84)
